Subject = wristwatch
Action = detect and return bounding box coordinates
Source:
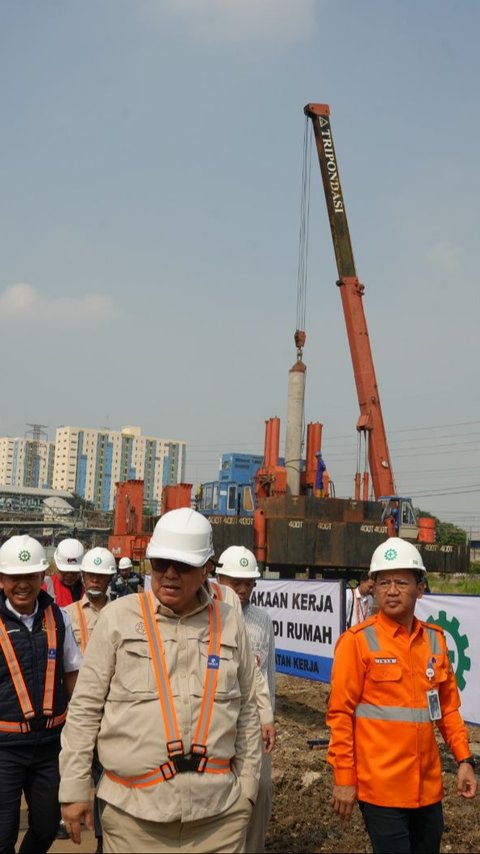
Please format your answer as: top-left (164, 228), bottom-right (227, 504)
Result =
top-left (458, 756), bottom-right (476, 768)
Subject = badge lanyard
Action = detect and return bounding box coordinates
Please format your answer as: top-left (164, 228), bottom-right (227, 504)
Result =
top-left (425, 657), bottom-right (442, 721)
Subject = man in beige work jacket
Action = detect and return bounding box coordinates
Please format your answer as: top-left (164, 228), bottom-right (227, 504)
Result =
top-left (59, 508), bottom-right (261, 854)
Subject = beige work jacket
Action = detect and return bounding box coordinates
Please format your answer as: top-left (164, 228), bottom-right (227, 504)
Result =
top-left (64, 593), bottom-right (110, 648)
top-left (59, 587), bottom-right (261, 823)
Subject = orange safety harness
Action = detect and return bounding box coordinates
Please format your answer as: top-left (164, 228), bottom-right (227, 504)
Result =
top-left (208, 580), bottom-right (223, 601)
top-left (0, 606), bottom-right (67, 733)
top-left (74, 602), bottom-right (90, 654)
top-left (105, 591), bottom-right (232, 788)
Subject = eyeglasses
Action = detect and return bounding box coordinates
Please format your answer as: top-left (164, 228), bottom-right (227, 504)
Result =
top-left (150, 559), bottom-right (202, 574)
top-left (376, 579), bottom-right (414, 591)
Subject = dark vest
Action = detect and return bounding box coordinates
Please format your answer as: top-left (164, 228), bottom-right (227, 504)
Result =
top-left (0, 589), bottom-right (68, 745)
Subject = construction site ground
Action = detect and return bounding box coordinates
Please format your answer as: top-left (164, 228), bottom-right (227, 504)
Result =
top-left (19, 674), bottom-right (479, 854)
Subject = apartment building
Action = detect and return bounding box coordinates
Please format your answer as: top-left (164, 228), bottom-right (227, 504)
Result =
top-left (0, 437), bottom-right (55, 490)
top-left (52, 425), bottom-right (186, 511)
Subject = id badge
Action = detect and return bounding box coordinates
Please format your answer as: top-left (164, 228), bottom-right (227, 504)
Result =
top-left (426, 688), bottom-right (442, 721)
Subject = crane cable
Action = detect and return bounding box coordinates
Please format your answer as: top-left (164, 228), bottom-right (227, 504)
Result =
top-left (296, 116), bottom-right (312, 337)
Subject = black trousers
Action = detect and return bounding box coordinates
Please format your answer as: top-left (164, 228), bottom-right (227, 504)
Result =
top-left (359, 800), bottom-right (444, 854)
top-left (0, 738), bottom-right (61, 854)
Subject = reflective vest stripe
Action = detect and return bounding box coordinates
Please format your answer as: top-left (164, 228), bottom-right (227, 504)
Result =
top-left (0, 617), bottom-right (35, 719)
top-left (193, 596), bottom-right (221, 748)
top-left (0, 719), bottom-right (31, 733)
top-left (363, 625), bottom-right (380, 651)
top-left (355, 703), bottom-right (431, 723)
top-left (105, 757), bottom-right (231, 788)
top-left (425, 626), bottom-right (441, 655)
top-left (74, 602), bottom-right (90, 654)
top-left (42, 606), bottom-right (57, 716)
top-left (0, 709), bottom-right (74, 734)
top-left (139, 592), bottom-right (182, 746)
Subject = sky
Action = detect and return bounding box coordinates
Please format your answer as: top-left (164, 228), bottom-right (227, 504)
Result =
top-left (1, 0), bottom-right (479, 532)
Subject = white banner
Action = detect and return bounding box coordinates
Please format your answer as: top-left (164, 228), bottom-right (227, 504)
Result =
top-left (251, 579), bottom-right (342, 682)
top-left (415, 594), bottom-right (480, 726)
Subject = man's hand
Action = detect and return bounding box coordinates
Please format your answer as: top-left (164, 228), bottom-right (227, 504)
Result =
top-left (61, 802), bottom-right (93, 845)
top-left (457, 764), bottom-right (477, 799)
top-left (261, 722), bottom-right (276, 754)
top-left (331, 784), bottom-right (357, 821)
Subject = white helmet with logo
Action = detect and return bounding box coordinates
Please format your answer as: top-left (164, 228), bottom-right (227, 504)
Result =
top-left (369, 537), bottom-right (426, 575)
top-left (54, 538), bottom-right (85, 572)
top-left (0, 535), bottom-right (50, 575)
top-left (82, 547), bottom-right (117, 575)
top-left (119, 557), bottom-right (133, 570)
top-left (216, 546), bottom-right (261, 579)
top-left (146, 508), bottom-right (214, 567)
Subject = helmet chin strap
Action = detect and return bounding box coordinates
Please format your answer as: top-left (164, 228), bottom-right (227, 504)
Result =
top-left (87, 589), bottom-right (104, 598)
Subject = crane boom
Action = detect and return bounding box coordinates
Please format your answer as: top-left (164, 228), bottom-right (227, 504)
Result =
top-left (304, 102), bottom-right (395, 499)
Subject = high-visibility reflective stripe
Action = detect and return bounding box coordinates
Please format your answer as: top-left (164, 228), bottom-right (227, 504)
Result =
top-left (42, 606), bottom-right (57, 716)
top-left (355, 703), bottom-right (431, 723)
top-left (209, 581), bottom-right (223, 601)
top-left (0, 719), bottom-right (31, 733)
top-left (0, 709), bottom-right (69, 733)
top-left (193, 595), bottom-right (221, 748)
top-left (363, 625), bottom-right (380, 651)
top-left (140, 592), bottom-right (182, 746)
top-left (425, 627), bottom-right (441, 655)
top-left (0, 617), bottom-right (35, 720)
top-left (105, 757), bottom-right (231, 788)
top-left (45, 709), bottom-right (68, 728)
top-left (139, 591), bottom-right (222, 768)
top-left (74, 602), bottom-right (90, 654)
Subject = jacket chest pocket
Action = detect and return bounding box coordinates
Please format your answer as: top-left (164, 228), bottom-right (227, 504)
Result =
top-left (196, 641), bottom-right (240, 698)
top-left (369, 664), bottom-right (403, 682)
top-left (116, 640), bottom-right (157, 695)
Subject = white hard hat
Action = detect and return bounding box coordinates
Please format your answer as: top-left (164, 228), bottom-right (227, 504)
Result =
top-left (119, 557), bottom-right (133, 570)
top-left (54, 538), bottom-right (85, 572)
top-left (146, 508), bottom-right (214, 567)
top-left (369, 537), bottom-right (426, 575)
top-left (216, 546), bottom-right (261, 579)
top-left (0, 535), bottom-right (49, 575)
top-left (82, 547), bottom-right (117, 575)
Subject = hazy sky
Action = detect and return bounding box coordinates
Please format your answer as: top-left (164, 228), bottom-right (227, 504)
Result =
top-left (1, 1), bottom-right (479, 530)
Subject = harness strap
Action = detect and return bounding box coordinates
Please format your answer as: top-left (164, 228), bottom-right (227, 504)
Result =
top-left (0, 709), bottom-right (67, 733)
top-left (137, 590), bottom-right (222, 772)
top-left (105, 757), bottom-right (231, 789)
top-left (74, 602), bottom-right (90, 654)
top-left (208, 581), bottom-right (223, 601)
top-left (193, 595), bottom-right (221, 748)
top-left (0, 616), bottom-right (35, 720)
top-left (42, 606), bottom-right (58, 715)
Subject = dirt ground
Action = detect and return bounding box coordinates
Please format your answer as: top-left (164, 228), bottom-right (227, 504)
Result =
top-left (266, 675), bottom-right (480, 854)
top-left (18, 674), bottom-right (479, 853)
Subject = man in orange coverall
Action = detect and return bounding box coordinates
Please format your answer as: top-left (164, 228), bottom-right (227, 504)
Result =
top-left (327, 537), bottom-right (477, 854)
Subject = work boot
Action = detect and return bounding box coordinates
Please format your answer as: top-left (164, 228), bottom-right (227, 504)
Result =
top-left (56, 820), bottom-right (70, 840)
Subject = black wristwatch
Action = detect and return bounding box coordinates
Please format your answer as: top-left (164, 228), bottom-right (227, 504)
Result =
top-left (458, 756), bottom-right (476, 769)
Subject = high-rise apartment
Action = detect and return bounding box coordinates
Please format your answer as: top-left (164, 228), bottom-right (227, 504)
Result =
top-left (0, 437), bottom-right (55, 489)
top-left (52, 425), bottom-right (186, 511)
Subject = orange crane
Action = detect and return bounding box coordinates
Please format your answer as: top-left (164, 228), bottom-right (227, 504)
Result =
top-left (304, 103), bottom-right (395, 502)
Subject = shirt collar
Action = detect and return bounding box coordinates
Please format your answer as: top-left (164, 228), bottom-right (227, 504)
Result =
top-left (5, 598), bottom-right (39, 621)
top-left (376, 609), bottom-right (422, 638)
